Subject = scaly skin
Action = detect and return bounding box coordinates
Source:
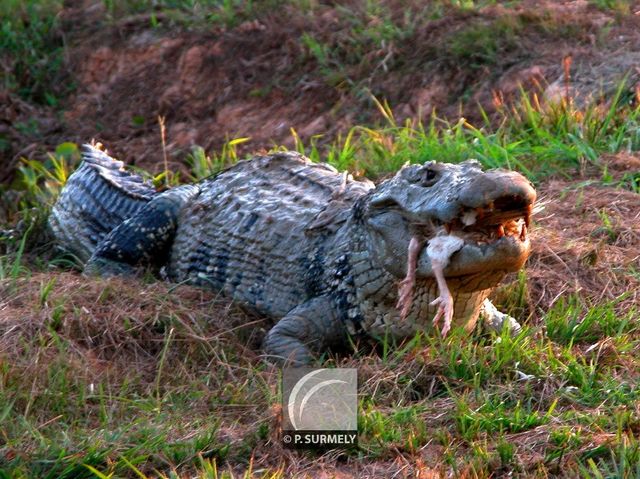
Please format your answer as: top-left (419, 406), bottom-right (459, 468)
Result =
top-left (50, 145), bottom-right (536, 365)
top-left (49, 145), bottom-right (155, 263)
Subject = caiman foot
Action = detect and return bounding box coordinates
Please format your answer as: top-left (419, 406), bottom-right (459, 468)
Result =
top-left (263, 296), bottom-right (346, 366)
top-left (481, 299), bottom-right (522, 335)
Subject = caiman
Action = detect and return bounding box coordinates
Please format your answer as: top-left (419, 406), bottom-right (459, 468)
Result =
top-left (49, 144), bottom-right (536, 364)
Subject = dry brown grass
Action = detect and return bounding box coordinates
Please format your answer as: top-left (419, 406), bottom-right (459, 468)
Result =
top-left (0, 273), bottom-right (268, 415)
top-left (1, 167), bottom-right (639, 477)
top-left (527, 170), bottom-right (640, 319)
top-left (0, 273), bottom-right (438, 477)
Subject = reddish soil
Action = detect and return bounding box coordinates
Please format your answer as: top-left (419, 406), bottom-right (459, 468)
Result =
top-left (3, 0), bottom-right (640, 181)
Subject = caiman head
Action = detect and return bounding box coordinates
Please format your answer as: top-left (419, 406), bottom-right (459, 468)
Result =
top-left (362, 159), bottom-right (536, 290)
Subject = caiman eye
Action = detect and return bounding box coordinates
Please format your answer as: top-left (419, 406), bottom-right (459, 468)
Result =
top-left (402, 162), bottom-right (441, 187)
top-left (420, 168), bottom-right (438, 187)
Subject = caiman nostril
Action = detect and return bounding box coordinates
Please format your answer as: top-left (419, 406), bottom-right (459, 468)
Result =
top-left (459, 170), bottom-right (536, 210)
top-left (493, 194), bottom-right (530, 212)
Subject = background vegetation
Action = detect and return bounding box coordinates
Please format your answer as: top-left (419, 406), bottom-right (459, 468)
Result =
top-left (1, 0), bottom-right (639, 477)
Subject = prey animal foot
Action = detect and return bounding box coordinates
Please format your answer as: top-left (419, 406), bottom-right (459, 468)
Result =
top-left (425, 234), bottom-right (463, 336)
top-left (396, 276), bottom-right (416, 320)
top-left (396, 236), bottom-right (423, 320)
top-left (430, 293), bottom-right (454, 337)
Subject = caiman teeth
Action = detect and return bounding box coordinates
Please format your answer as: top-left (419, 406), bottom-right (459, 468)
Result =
top-left (497, 224), bottom-right (505, 238)
top-left (520, 223), bottom-right (527, 241)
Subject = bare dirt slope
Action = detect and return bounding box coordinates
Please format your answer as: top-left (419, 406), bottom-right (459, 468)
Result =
top-left (3, 0), bottom-right (640, 180)
top-left (527, 161), bottom-right (640, 319)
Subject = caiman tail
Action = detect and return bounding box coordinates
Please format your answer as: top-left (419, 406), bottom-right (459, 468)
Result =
top-left (48, 144), bottom-right (156, 263)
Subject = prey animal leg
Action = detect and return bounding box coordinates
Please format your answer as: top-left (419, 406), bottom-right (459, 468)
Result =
top-left (396, 236), bottom-right (423, 320)
top-left (429, 259), bottom-right (454, 337)
top-left (425, 235), bottom-right (464, 337)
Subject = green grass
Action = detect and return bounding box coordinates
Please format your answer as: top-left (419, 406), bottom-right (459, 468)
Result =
top-left (589, 0), bottom-right (634, 15)
top-left (0, 253), bottom-right (639, 477)
top-left (101, 0), bottom-right (316, 29)
top-left (163, 80), bottom-right (640, 186)
top-left (289, 86), bottom-right (640, 180)
top-left (442, 12), bottom-right (586, 71)
top-left (445, 15), bottom-right (525, 70)
top-left (0, 0), bottom-right (320, 107)
top-left (545, 293), bottom-right (638, 345)
top-left (0, 0), bottom-right (72, 106)
top-left (1, 2), bottom-right (640, 476)
top-left (0, 275), bottom-right (276, 478)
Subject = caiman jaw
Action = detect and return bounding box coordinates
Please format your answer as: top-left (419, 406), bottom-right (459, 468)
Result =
top-left (446, 201), bottom-right (532, 247)
top-left (398, 196), bottom-right (534, 333)
top-left (414, 195), bottom-right (535, 279)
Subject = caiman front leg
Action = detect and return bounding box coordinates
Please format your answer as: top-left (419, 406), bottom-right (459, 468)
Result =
top-left (263, 296), bottom-right (347, 366)
top-left (480, 299), bottom-right (522, 335)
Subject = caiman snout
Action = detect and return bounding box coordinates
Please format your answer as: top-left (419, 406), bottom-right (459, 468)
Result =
top-left (458, 170), bottom-right (536, 212)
